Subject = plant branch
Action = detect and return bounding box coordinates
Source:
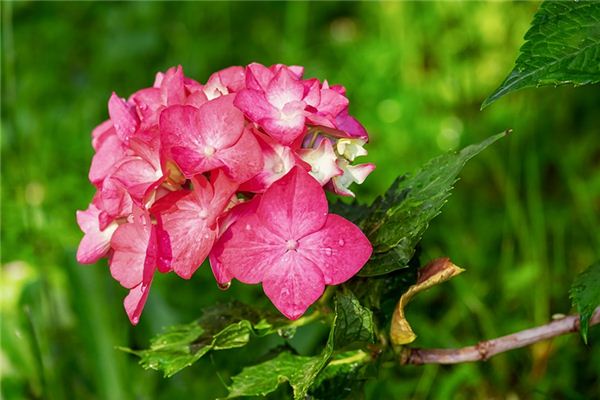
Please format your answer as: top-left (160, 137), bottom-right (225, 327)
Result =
top-left (400, 306), bottom-right (600, 365)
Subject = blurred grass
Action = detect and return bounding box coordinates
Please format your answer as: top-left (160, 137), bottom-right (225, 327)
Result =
top-left (1, 1), bottom-right (599, 399)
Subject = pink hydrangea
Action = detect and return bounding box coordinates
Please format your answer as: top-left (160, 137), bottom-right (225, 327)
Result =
top-left (76, 63), bottom-right (375, 325)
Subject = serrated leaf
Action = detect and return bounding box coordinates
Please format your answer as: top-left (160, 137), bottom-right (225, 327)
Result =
top-left (309, 351), bottom-right (374, 400)
top-left (333, 289), bottom-right (375, 350)
top-left (390, 258), bottom-right (464, 347)
top-left (227, 315), bottom-right (337, 399)
top-left (358, 131), bottom-right (507, 276)
top-left (330, 200), bottom-right (371, 226)
top-left (569, 261), bottom-right (600, 344)
top-left (226, 352), bottom-right (324, 399)
top-left (482, 1), bottom-right (600, 108)
top-left (121, 301), bottom-right (292, 377)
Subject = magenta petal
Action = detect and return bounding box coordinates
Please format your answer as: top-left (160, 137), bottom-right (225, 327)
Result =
top-left (155, 216), bottom-right (172, 273)
top-left (257, 166), bottom-right (328, 239)
top-left (209, 251), bottom-right (233, 285)
top-left (299, 214), bottom-right (372, 285)
top-left (262, 251), bottom-right (325, 320)
top-left (91, 120), bottom-right (115, 151)
top-left (216, 128), bottom-right (264, 183)
top-left (89, 133), bottom-right (127, 186)
top-left (160, 65), bottom-right (186, 106)
top-left (110, 220), bottom-right (152, 289)
top-left (233, 89), bottom-right (277, 124)
top-left (161, 176), bottom-right (219, 279)
top-left (76, 204), bottom-right (118, 264)
top-left (112, 157), bottom-right (162, 203)
top-left (108, 93), bottom-right (139, 143)
top-left (198, 94), bottom-right (244, 149)
top-left (266, 67), bottom-right (304, 110)
top-left (260, 114), bottom-right (306, 145)
top-left (124, 281), bottom-right (152, 325)
top-left (245, 63), bottom-right (274, 91)
top-left (212, 214), bottom-right (285, 284)
top-left (100, 177), bottom-right (133, 219)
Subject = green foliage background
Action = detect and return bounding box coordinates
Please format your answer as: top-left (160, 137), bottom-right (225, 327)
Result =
top-left (2, 1), bottom-right (599, 399)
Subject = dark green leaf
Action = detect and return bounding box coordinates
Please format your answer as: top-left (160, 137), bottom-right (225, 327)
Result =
top-left (226, 352), bottom-right (327, 399)
top-left (120, 301), bottom-right (292, 377)
top-left (358, 131), bottom-right (508, 276)
top-left (227, 306), bottom-right (338, 399)
top-left (330, 200), bottom-right (371, 225)
top-left (482, 1), bottom-right (600, 108)
top-left (333, 289), bottom-right (375, 350)
top-left (569, 261), bottom-right (600, 344)
top-left (309, 351), bottom-right (375, 400)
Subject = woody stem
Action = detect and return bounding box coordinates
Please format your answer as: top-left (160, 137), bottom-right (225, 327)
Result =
top-left (399, 307), bottom-right (600, 365)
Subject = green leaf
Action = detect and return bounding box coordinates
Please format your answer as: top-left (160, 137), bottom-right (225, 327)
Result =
top-left (333, 289), bottom-right (375, 350)
top-left (482, 1), bottom-right (600, 108)
top-left (120, 301), bottom-right (293, 377)
top-left (358, 131), bottom-right (508, 276)
top-left (227, 315), bottom-right (337, 399)
top-left (569, 261), bottom-right (600, 344)
top-left (330, 201), bottom-right (371, 226)
top-left (309, 351), bottom-right (375, 400)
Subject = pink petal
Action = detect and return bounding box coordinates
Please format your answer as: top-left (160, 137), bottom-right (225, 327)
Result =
top-left (266, 67), bottom-right (304, 110)
top-left (89, 133), bottom-right (128, 186)
top-left (262, 251), bottom-right (325, 320)
top-left (316, 87), bottom-right (349, 118)
top-left (299, 214), bottom-right (372, 285)
top-left (124, 281), bottom-right (152, 325)
top-left (207, 169), bottom-right (239, 225)
top-left (211, 213), bottom-right (285, 284)
top-left (209, 251), bottom-right (233, 285)
top-left (108, 93), bottom-right (139, 143)
top-left (257, 166), bottom-right (328, 239)
top-left (112, 157), bottom-right (163, 204)
top-left (91, 120), bottom-right (115, 151)
top-left (160, 65), bottom-right (186, 106)
top-left (161, 176), bottom-right (219, 279)
top-left (238, 132), bottom-right (297, 193)
top-left (131, 87), bottom-right (163, 128)
top-left (302, 79), bottom-right (321, 108)
top-left (335, 110), bottom-right (368, 140)
top-left (198, 94), bottom-right (244, 149)
top-left (76, 203), bottom-right (118, 264)
top-left (216, 127), bottom-right (264, 183)
top-left (261, 114), bottom-right (306, 145)
top-left (100, 177), bottom-right (133, 219)
top-left (233, 89), bottom-right (277, 124)
top-left (109, 219), bottom-right (152, 289)
top-left (185, 90), bottom-right (208, 108)
top-left (245, 63), bottom-right (274, 91)
top-left (298, 139), bottom-right (343, 185)
top-left (155, 215), bottom-right (172, 273)
top-left (217, 66), bottom-right (246, 92)
top-left (271, 64), bottom-right (304, 79)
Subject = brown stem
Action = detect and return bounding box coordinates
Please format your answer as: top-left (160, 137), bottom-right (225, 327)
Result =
top-left (400, 307), bottom-right (600, 365)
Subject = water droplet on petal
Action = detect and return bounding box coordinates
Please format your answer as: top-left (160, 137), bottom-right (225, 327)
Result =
top-left (204, 233), bottom-right (210, 239)
top-left (114, 124), bottom-right (121, 130)
top-left (245, 224), bottom-right (252, 231)
top-left (338, 239), bottom-right (345, 246)
top-left (217, 281), bottom-right (231, 291)
top-left (324, 247), bottom-right (333, 256)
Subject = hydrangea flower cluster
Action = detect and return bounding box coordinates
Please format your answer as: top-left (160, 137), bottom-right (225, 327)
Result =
top-left (76, 63), bottom-right (374, 324)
